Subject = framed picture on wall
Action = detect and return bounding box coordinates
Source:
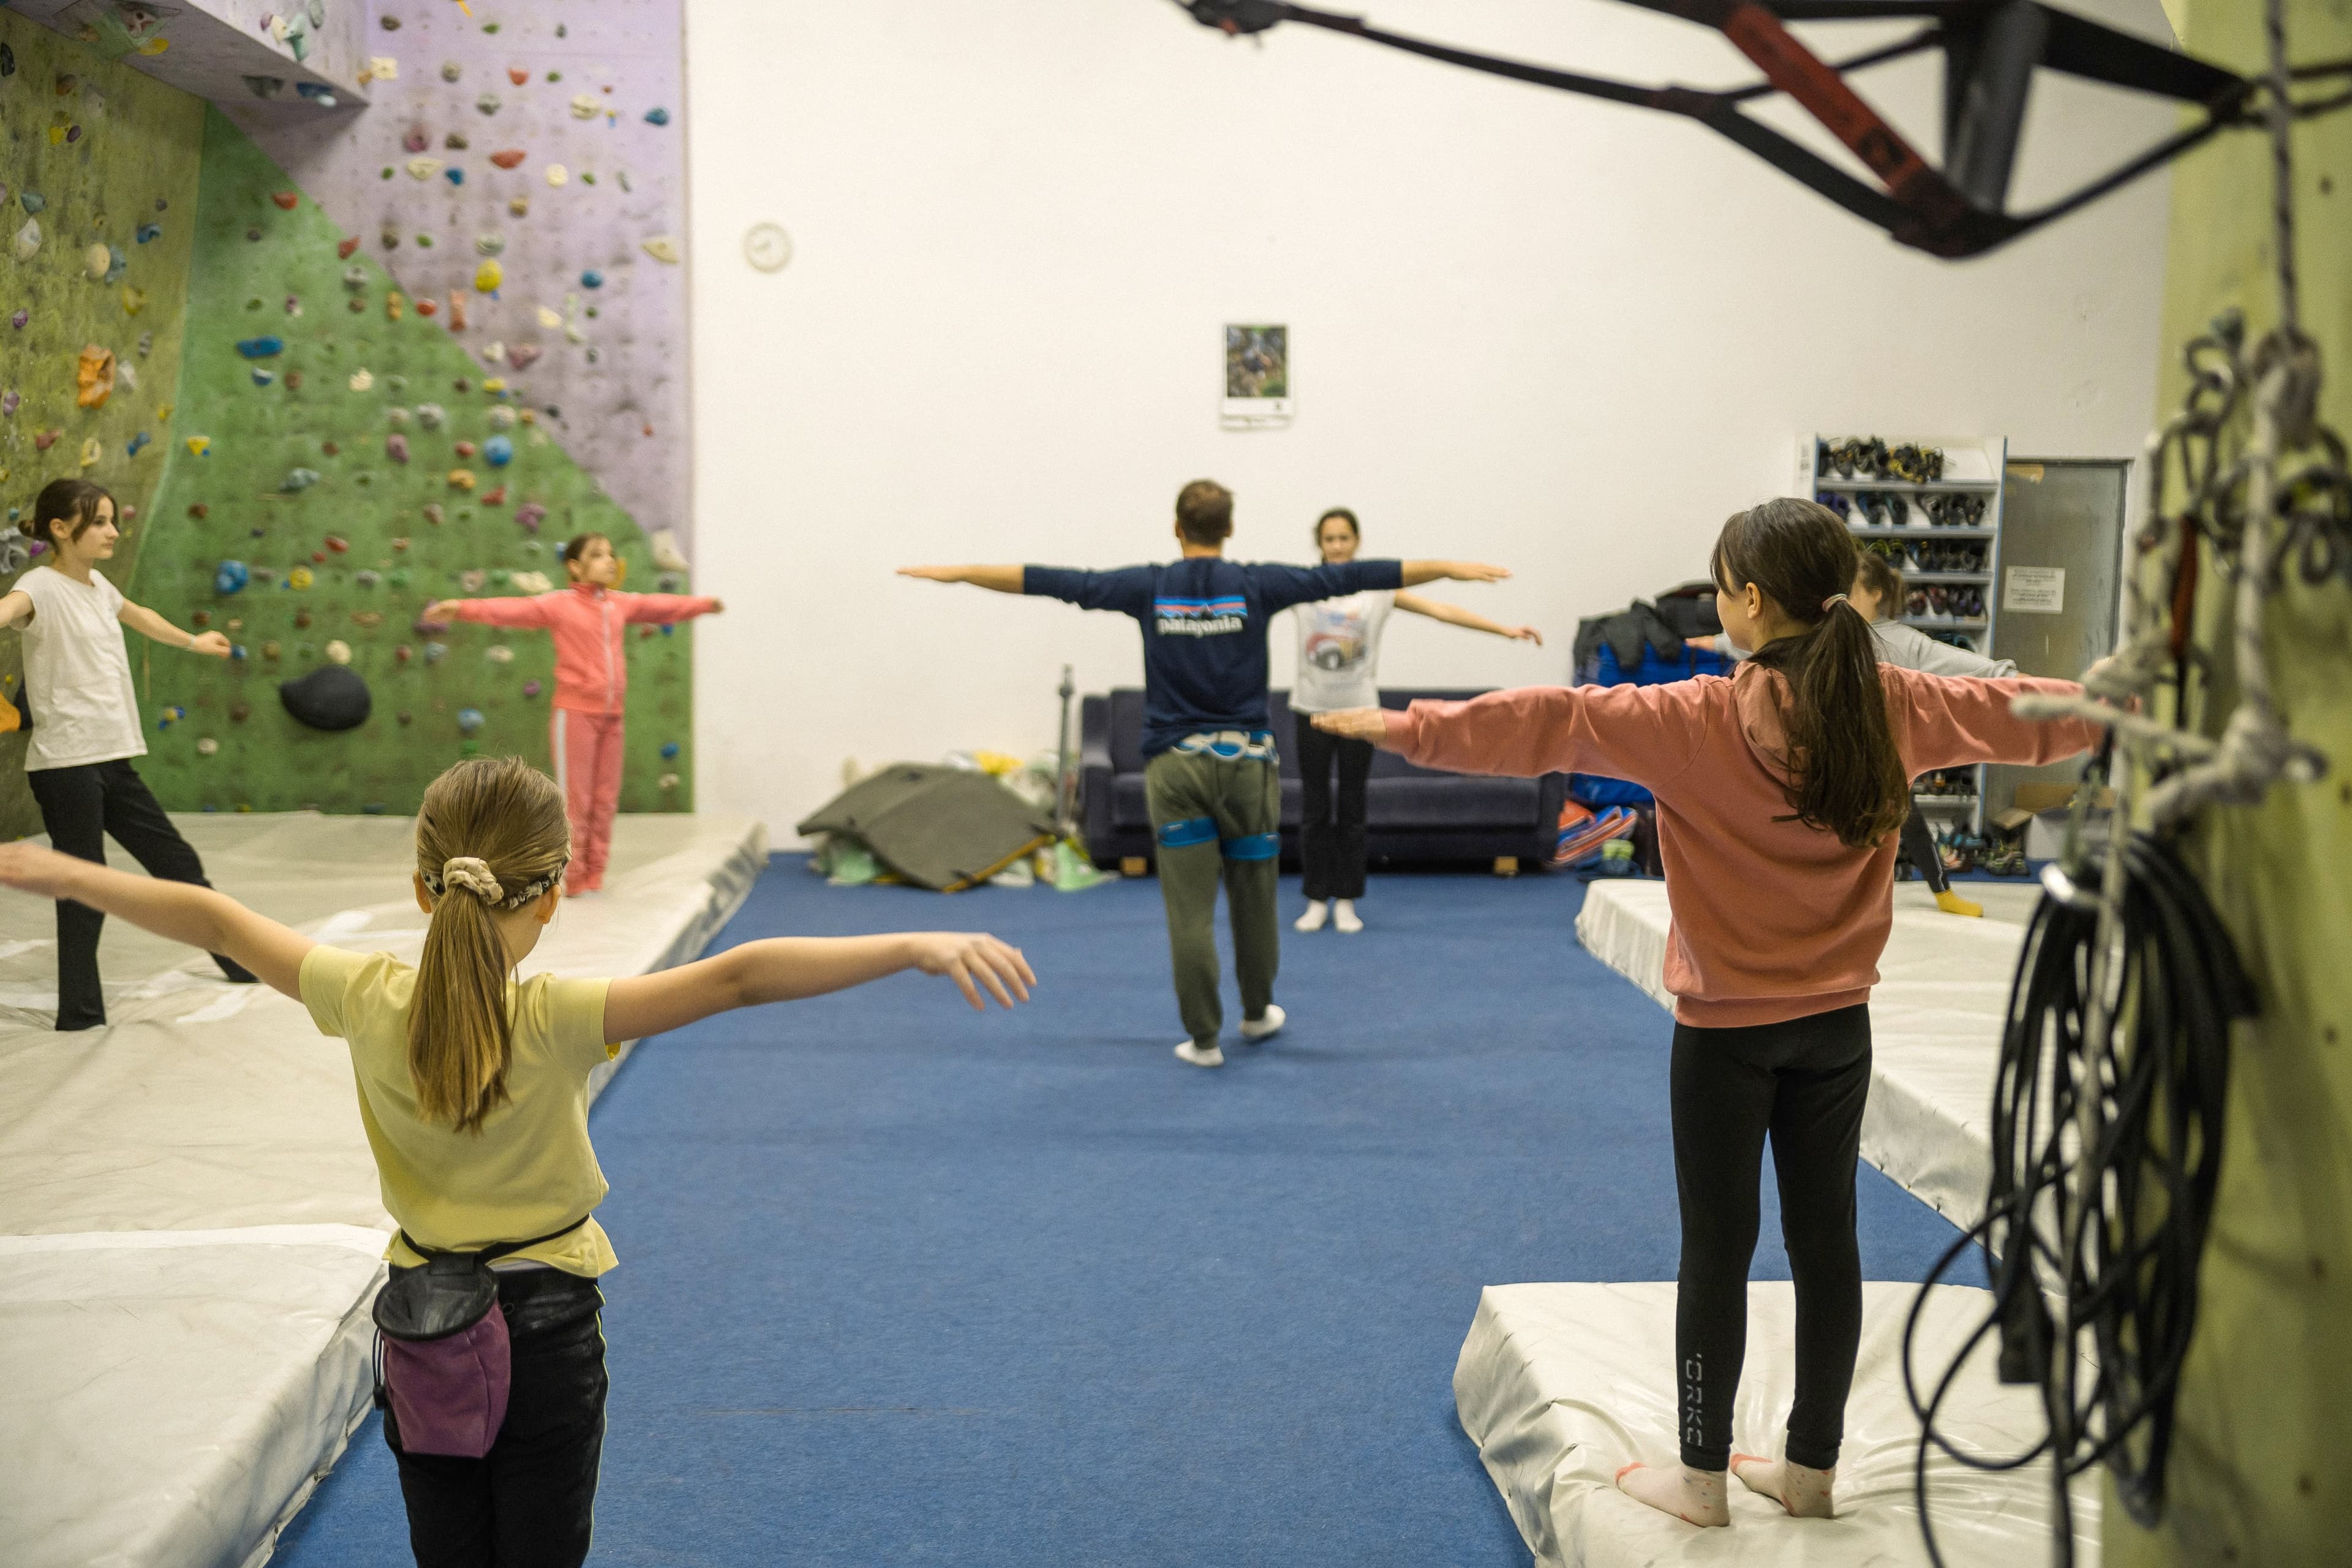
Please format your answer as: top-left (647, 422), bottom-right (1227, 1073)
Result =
top-left (1221, 324), bottom-right (1292, 429)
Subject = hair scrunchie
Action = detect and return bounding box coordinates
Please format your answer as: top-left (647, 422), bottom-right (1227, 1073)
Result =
top-left (440, 856), bottom-right (505, 903)
top-left (1822, 592), bottom-right (1850, 612)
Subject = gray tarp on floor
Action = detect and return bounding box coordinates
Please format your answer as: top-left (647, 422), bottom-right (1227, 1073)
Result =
top-left (0, 812), bottom-right (767, 1568)
top-left (797, 764), bottom-right (1055, 891)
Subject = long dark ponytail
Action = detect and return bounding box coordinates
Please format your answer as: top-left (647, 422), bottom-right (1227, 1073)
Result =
top-left (1711, 499), bottom-right (1909, 849)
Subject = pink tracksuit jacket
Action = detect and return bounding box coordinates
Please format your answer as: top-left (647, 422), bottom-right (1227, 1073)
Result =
top-left (448, 583), bottom-right (720, 713)
top-left (1383, 662), bottom-right (2104, 1028)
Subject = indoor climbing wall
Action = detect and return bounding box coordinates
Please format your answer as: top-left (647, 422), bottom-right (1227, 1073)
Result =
top-left (230, 0), bottom-right (690, 552)
top-left (0, 9), bottom-right (205, 837)
top-left (127, 102), bottom-right (695, 815)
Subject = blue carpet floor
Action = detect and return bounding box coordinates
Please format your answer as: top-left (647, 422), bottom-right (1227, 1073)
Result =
top-left (275, 860), bottom-right (1963, 1566)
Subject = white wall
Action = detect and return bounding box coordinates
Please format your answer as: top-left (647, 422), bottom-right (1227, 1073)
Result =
top-left (687, 0), bottom-right (2180, 836)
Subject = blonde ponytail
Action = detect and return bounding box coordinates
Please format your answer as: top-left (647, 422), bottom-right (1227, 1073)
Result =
top-left (409, 757), bottom-right (572, 1133)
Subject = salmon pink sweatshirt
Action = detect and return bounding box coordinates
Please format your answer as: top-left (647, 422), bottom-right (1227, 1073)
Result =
top-left (448, 583), bottom-right (719, 715)
top-left (1384, 662), bottom-right (2105, 1028)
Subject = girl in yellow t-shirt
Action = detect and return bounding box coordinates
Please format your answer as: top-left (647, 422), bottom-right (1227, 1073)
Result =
top-left (0, 755), bottom-right (1035, 1566)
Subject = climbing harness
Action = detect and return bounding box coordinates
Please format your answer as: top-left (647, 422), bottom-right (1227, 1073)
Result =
top-left (1174, 0), bottom-right (2352, 258)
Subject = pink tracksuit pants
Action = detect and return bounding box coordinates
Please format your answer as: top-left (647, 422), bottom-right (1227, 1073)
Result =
top-left (551, 708), bottom-right (624, 892)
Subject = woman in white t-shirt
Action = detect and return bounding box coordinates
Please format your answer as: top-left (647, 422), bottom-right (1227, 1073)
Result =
top-left (0, 480), bottom-right (249, 1029)
top-left (1288, 508), bottom-right (1543, 933)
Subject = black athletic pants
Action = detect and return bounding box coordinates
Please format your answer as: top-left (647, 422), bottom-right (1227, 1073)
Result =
top-left (1670, 1004), bottom-right (1871, 1472)
top-left (26, 757), bottom-right (249, 1031)
top-left (1292, 712), bottom-right (1373, 902)
top-left (1898, 804), bottom-right (1949, 894)
top-left (386, 1269), bottom-right (608, 1568)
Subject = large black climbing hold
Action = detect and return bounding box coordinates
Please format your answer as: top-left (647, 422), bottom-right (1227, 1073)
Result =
top-left (279, 665), bottom-right (372, 731)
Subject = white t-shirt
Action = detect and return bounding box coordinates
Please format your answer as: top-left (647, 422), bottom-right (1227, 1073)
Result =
top-left (17, 565), bottom-right (146, 771)
top-left (1290, 589), bottom-right (1395, 713)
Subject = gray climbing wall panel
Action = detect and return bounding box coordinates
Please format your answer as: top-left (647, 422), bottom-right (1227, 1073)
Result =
top-left (234, 0), bottom-right (690, 552)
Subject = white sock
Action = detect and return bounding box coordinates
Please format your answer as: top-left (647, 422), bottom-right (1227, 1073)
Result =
top-left (1332, 899), bottom-right (1362, 933)
top-left (1615, 1461), bottom-right (1728, 1528)
top-left (1294, 900), bottom-right (1329, 932)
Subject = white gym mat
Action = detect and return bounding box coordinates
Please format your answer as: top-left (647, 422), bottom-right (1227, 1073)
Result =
top-left (1456, 1280), bottom-right (2098, 1567)
top-left (1575, 880), bottom-right (2038, 1231)
top-left (0, 812), bottom-right (766, 1568)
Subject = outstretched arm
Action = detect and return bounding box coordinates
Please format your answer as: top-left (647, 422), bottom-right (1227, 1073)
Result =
top-left (0, 590), bottom-right (30, 630)
top-left (1393, 591), bottom-right (1541, 645)
top-left (898, 565), bottom-right (1026, 595)
top-left (1398, 560), bottom-right (1510, 588)
top-left (119, 600), bottom-right (232, 657)
top-left (603, 932), bottom-right (1036, 1044)
top-left (0, 843), bottom-right (311, 997)
top-left (421, 595), bottom-right (557, 627)
top-left (622, 593), bottom-right (725, 625)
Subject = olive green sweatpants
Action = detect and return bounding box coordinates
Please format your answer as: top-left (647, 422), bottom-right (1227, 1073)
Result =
top-left (1144, 748), bottom-right (1282, 1047)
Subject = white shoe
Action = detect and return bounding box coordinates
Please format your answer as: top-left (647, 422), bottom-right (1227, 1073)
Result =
top-left (1294, 900), bottom-right (1329, 933)
top-left (1175, 1039), bottom-right (1225, 1068)
top-left (1238, 1004), bottom-right (1286, 1043)
top-left (1332, 900), bottom-right (1363, 934)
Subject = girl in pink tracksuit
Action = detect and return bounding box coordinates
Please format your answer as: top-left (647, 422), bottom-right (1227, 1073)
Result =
top-left (426, 533), bottom-right (721, 895)
top-left (1315, 498), bottom-right (2107, 1532)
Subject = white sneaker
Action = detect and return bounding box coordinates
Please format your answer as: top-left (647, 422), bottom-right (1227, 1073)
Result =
top-left (1175, 1039), bottom-right (1225, 1068)
top-left (1332, 900), bottom-right (1363, 934)
top-left (1238, 1004), bottom-right (1286, 1043)
top-left (1294, 900), bottom-right (1329, 933)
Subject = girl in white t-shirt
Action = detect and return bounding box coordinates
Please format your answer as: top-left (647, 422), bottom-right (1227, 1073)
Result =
top-left (1287, 508), bottom-right (1544, 933)
top-left (0, 480), bottom-right (248, 1029)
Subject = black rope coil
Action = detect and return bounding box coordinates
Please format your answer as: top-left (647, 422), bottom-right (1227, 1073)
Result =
top-left (1903, 829), bottom-right (2255, 1567)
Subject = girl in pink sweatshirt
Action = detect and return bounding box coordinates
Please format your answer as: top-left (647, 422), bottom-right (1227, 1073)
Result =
top-left (426, 533), bottom-right (722, 895)
top-left (1316, 497), bottom-right (2106, 1529)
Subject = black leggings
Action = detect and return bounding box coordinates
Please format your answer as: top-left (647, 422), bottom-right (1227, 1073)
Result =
top-left (26, 757), bottom-right (244, 1030)
top-left (1292, 711), bottom-right (1373, 901)
top-left (1898, 805), bottom-right (1950, 894)
top-left (1670, 1004), bottom-right (1870, 1472)
top-left (386, 1268), bottom-right (608, 1568)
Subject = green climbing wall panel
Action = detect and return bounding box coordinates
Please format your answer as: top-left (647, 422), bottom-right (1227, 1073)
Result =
top-left (129, 105), bottom-right (695, 816)
top-left (0, 9), bottom-right (203, 837)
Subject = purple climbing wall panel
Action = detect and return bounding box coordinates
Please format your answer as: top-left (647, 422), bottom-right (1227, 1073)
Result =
top-left (233, 0), bottom-right (689, 552)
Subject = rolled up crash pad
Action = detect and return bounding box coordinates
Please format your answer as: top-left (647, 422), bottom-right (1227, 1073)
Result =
top-left (797, 765), bottom-right (1055, 892)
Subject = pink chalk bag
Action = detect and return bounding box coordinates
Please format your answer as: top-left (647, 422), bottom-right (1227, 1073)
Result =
top-left (372, 1218), bottom-right (589, 1458)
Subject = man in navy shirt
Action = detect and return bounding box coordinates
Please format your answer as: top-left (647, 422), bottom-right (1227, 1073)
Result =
top-left (902, 480), bottom-right (1507, 1068)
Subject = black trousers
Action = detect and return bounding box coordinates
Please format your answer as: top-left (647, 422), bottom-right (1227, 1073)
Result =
top-left (1670, 1004), bottom-right (1870, 1472)
top-left (26, 757), bottom-right (246, 1030)
top-left (1898, 805), bottom-right (1950, 894)
top-left (1292, 712), bottom-right (1373, 901)
top-left (386, 1268), bottom-right (608, 1568)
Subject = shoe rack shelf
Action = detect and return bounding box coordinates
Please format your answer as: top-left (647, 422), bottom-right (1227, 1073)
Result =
top-left (1802, 432), bottom-right (2011, 835)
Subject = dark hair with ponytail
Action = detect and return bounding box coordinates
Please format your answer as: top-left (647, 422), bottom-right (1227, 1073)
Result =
top-left (1854, 551), bottom-right (1903, 617)
top-left (32, 478), bottom-right (115, 548)
top-left (1711, 499), bottom-right (1909, 849)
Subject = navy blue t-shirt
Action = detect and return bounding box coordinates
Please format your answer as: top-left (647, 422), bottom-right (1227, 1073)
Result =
top-left (1026, 557), bottom-right (1406, 756)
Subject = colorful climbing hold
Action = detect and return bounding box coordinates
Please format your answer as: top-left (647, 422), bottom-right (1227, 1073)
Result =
top-left (386, 292), bottom-right (404, 320)
top-left (281, 468), bottom-right (321, 492)
top-left (545, 164), bottom-right (568, 187)
top-left (34, 429), bottom-right (60, 451)
top-left (474, 259), bottom-right (503, 292)
top-left (484, 435), bottom-right (513, 467)
top-left (121, 286), bottom-right (148, 315)
top-left (349, 368), bottom-right (374, 392)
top-left (407, 157), bottom-right (442, 180)
top-left (197, 737), bottom-right (219, 756)
top-left (642, 236), bottom-right (681, 264)
top-left (9, 310), bottom-right (23, 329)
top-left (476, 92), bottom-right (502, 115)
top-left (660, 742), bottom-right (681, 760)
top-left (138, 222), bottom-right (162, 244)
top-left (13, 218), bottom-right (40, 262)
top-left (483, 486), bottom-right (507, 505)
top-left (523, 680), bottom-right (541, 698)
top-left (272, 190), bottom-right (299, 209)
top-left (417, 298), bottom-right (439, 317)
top-left (423, 503), bottom-right (445, 526)
top-left (385, 433), bottom-right (409, 463)
top-left (448, 293), bottom-right (469, 330)
top-left (214, 560), bottom-right (250, 595)
top-left (82, 242), bottom-right (111, 280)
top-left (513, 502), bottom-right (546, 533)
top-left (508, 67), bottom-right (528, 86)
top-left (445, 168), bottom-right (465, 187)
top-left (288, 566), bottom-right (314, 589)
top-left (490, 148), bottom-right (526, 170)
top-left (127, 432), bottom-right (149, 458)
top-left (508, 195), bottom-right (529, 217)
top-left (645, 107), bottom-right (671, 126)
top-left (236, 336), bottom-right (285, 359)
top-left (251, 368), bottom-right (275, 386)
top-left (76, 346), bottom-right (116, 409)
top-left (447, 469), bottom-right (477, 491)
top-left (184, 436), bottom-right (209, 458)
top-left (486, 646), bottom-right (514, 665)
top-left (445, 133), bottom-right (469, 150)
top-left (475, 232), bottom-right (506, 256)
top-left (457, 707), bottom-right (484, 733)
top-left (78, 437), bottom-right (101, 470)
top-left (325, 640), bottom-right (352, 665)
top-left (454, 439), bottom-right (478, 458)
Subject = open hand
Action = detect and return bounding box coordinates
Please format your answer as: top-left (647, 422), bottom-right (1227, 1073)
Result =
top-left (1451, 562), bottom-right (1512, 584)
top-left (190, 630), bottom-right (232, 658)
top-left (1509, 625), bottom-right (1543, 646)
top-left (0, 841), bottom-right (80, 900)
top-left (909, 932), bottom-right (1036, 1011)
top-left (896, 567), bottom-right (959, 582)
top-left (420, 601), bottom-right (456, 624)
top-left (1310, 708), bottom-right (1390, 745)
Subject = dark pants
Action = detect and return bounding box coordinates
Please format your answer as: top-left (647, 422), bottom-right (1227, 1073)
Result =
top-left (1669, 1004), bottom-right (1871, 1472)
top-left (1292, 712), bottom-right (1373, 902)
top-left (386, 1269), bottom-right (608, 1568)
top-left (1144, 748), bottom-right (1281, 1046)
top-left (1898, 805), bottom-right (1949, 894)
top-left (26, 757), bottom-right (247, 1030)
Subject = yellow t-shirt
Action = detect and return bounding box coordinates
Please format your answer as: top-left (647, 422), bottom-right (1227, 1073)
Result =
top-left (300, 944), bottom-right (620, 1275)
